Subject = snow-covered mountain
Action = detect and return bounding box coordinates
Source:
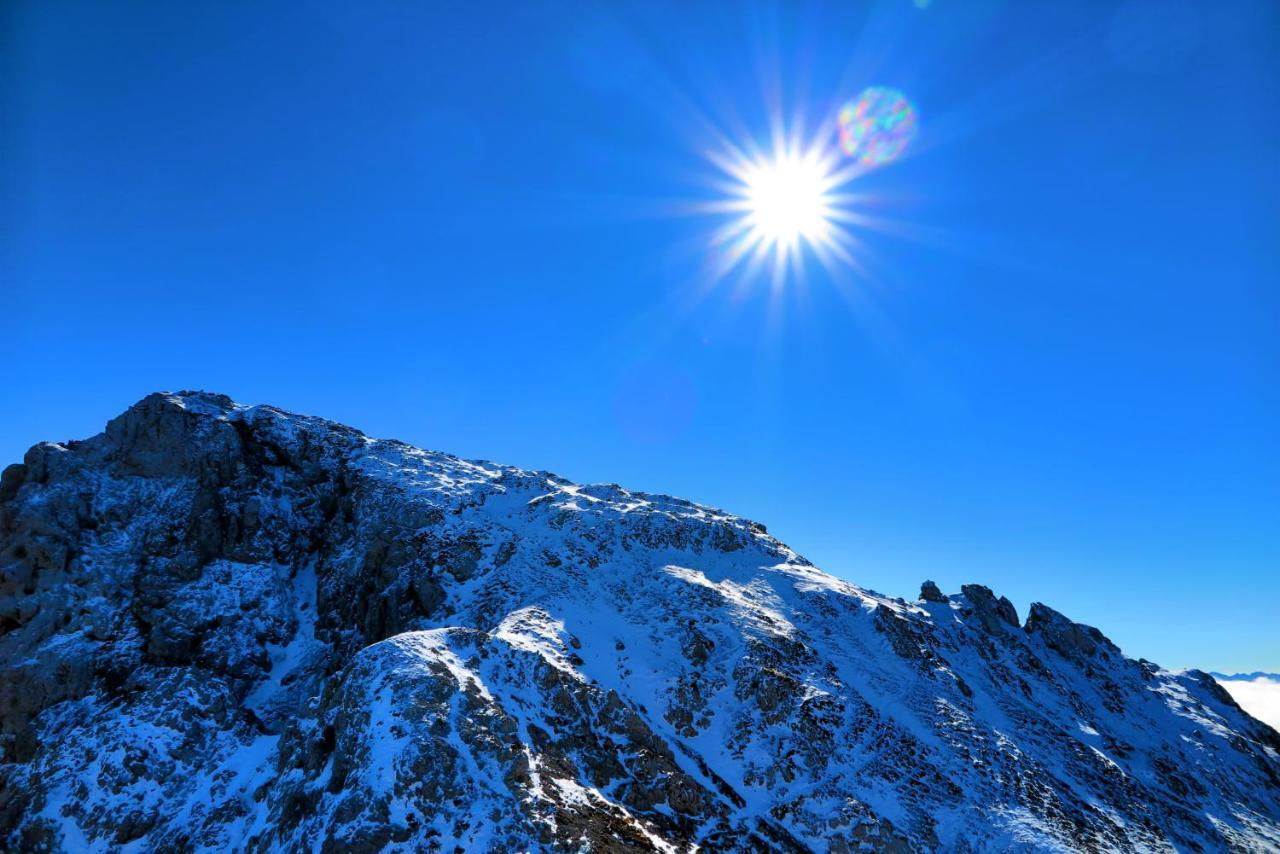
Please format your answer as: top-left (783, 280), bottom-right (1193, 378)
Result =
top-left (2, 392), bottom-right (1277, 852)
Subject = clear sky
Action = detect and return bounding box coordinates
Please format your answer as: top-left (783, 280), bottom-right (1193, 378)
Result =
top-left (4, 0), bottom-right (1277, 672)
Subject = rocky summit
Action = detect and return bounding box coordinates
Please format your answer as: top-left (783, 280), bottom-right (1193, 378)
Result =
top-left (1, 392), bottom-right (1277, 852)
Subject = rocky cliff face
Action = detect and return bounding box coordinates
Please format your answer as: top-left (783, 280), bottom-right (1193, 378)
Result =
top-left (2, 392), bottom-right (1277, 852)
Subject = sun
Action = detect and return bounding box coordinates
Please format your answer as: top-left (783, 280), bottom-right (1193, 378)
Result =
top-left (704, 137), bottom-right (854, 285)
top-left (743, 151), bottom-right (834, 247)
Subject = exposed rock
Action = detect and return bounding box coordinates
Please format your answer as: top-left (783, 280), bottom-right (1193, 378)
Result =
top-left (0, 465), bottom-right (24, 502)
top-left (1024, 602), bottom-right (1117, 660)
top-left (961, 583), bottom-right (1021, 631)
top-left (919, 580), bottom-right (946, 603)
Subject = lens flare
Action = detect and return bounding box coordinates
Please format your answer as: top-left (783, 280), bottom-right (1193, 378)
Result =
top-left (838, 87), bottom-right (918, 165)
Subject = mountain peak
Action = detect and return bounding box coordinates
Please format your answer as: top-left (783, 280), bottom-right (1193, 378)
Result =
top-left (2, 394), bottom-right (1277, 851)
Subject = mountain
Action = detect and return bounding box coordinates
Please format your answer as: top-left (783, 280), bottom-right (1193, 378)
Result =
top-left (2, 391), bottom-right (1277, 852)
top-left (1213, 672), bottom-right (1280, 682)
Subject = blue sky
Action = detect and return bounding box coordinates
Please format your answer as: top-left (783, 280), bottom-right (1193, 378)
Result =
top-left (4, 0), bottom-right (1277, 672)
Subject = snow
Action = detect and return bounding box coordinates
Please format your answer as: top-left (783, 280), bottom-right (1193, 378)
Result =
top-left (246, 559), bottom-right (322, 715)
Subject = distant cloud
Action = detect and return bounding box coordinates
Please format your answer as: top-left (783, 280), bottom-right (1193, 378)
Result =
top-left (1215, 675), bottom-right (1280, 731)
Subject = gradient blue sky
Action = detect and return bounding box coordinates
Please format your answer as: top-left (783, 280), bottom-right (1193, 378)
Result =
top-left (4, 0), bottom-right (1277, 672)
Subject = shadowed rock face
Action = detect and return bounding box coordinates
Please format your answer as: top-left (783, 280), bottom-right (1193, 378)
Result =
top-left (1, 391), bottom-right (1277, 852)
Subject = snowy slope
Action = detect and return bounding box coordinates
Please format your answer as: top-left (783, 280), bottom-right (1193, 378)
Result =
top-left (1, 391), bottom-right (1277, 852)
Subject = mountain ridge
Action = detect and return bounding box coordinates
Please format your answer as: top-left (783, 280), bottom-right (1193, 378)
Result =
top-left (2, 391), bottom-right (1277, 852)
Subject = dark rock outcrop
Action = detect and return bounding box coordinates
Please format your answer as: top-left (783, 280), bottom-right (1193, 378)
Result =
top-left (919, 580), bottom-right (946, 603)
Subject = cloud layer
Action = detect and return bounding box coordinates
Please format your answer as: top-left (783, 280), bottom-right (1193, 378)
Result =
top-left (1215, 675), bottom-right (1280, 731)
